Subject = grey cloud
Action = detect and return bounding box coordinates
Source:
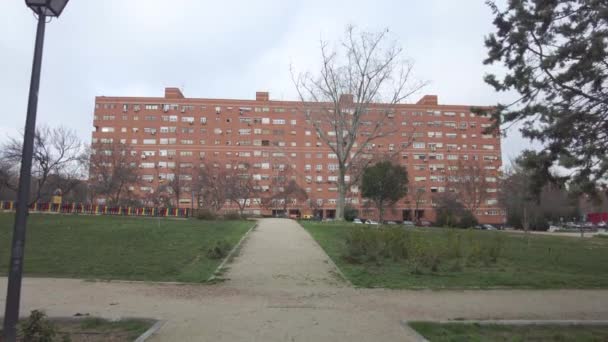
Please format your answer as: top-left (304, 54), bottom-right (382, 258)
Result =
top-left (0, 0), bottom-right (523, 165)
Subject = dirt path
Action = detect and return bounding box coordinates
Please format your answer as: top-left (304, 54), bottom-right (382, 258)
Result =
top-left (224, 218), bottom-right (346, 291)
top-left (2, 219), bottom-right (608, 341)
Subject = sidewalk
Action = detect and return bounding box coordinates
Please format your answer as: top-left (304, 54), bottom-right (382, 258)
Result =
top-left (2, 219), bottom-right (608, 341)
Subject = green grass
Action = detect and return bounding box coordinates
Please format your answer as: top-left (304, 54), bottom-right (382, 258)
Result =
top-left (78, 317), bottom-right (152, 339)
top-left (301, 222), bottom-right (608, 289)
top-left (1, 317), bottom-right (154, 341)
top-left (409, 322), bottom-right (608, 342)
top-left (0, 213), bottom-right (252, 282)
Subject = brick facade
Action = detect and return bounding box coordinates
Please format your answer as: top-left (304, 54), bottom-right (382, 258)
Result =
top-left (91, 88), bottom-right (505, 224)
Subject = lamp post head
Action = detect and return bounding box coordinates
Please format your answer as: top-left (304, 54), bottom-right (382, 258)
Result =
top-left (25, 0), bottom-right (69, 17)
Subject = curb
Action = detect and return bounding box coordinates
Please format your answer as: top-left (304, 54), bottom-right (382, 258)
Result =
top-left (399, 321), bottom-right (430, 342)
top-left (437, 319), bottom-right (608, 325)
top-left (207, 222), bottom-right (257, 282)
top-left (134, 319), bottom-right (166, 342)
top-left (401, 319), bottom-right (608, 342)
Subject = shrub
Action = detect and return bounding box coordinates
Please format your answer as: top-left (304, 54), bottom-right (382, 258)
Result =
top-left (344, 205), bottom-right (359, 222)
top-left (457, 210), bottom-right (478, 228)
top-left (483, 233), bottom-right (505, 264)
top-left (446, 229), bottom-right (463, 259)
top-left (196, 209), bottom-right (217, 220)
top-left (343, 226), bottom-right (505, 273)
top-left (19, 310), bottom-right (56, 342)
top-left (207, 240), bottom-right (231, 259)
top-left (343, 227), bottom-right (409, 264)
top-left (223, 211), bottom-right (241, 220)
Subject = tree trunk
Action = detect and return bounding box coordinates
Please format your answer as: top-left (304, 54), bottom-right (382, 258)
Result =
top-left (522, 206), bottom-right (529, 234)
top-left (336, 170), bottom-right (346, 221)
top-left (378, 200), bottom-right (384, 223)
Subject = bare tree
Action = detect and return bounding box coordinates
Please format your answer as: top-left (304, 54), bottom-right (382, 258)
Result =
top-left (263, 164), bottom-right (307, 216)
top-left (224, 162), bottom-right (259, 216)
top-left (0, 161), bottom-right (17, 200)
top-left (3, 125), bottom-right (83, 204)
top-left (86, 142), bottom-right (140, 206)
top-left (410, 188), bottom-right (426, 222)
top-left (292, 26), bottom-right (426, 220)
top-left (196, 161), bottom-right (228, 212)
top-left (447, 159), bottom-right (489, 215)
top-left (160, 159), bottom-right (191, 207)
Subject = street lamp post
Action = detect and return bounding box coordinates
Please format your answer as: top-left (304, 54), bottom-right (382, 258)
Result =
top-left (3, 1), bottom-right (69, 340)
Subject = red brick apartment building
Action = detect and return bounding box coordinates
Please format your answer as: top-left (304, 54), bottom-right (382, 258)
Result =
top-left (92, 87), bottom-right (505, 224)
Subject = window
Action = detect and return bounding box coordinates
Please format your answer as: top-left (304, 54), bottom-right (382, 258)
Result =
top-left (180, 151), bottom-right (193, 157)
top-left (144, 104), bottom-right (159, 110)
top-left (273, 119), bottom-right (285, 125)
top-left (180, 139), bottom-right (194, 145)
top-left (100, 127), bottom-right (114, 133)
top-left (181, 116), bottom-right (195, 123)
top-left (413, 142), bottom-right (425, 149)
top-left (143, 139), bottom-right (156, 145)
top-left (413, 154), bottom-right (426, 160)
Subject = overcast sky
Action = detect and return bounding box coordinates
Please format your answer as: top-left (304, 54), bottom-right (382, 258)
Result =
top-left (0, 0), bottom-right (531, 164)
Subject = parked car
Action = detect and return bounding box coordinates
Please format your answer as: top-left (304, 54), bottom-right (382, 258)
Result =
top-left (353, 218), bottom-right (363, 224)
top-left (385, 221), bottom-right (397, 225)
top-left (365, 219), bottom-right (379, 225)
top-left (482, 224), bottom-right (497, 230)
top-left (416, 220), bottom-right (432, 227)
top-left (402, 220), bottom-right (415, 227)
top-left (598, 221), bottom-right (607, 228)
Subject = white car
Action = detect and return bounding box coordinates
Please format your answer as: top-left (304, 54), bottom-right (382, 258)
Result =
top-left (402, 220), bottom-right (415, 227)
top-left (365, 219), bottom-right (379, 225)
top-left (353, 218), bottom-right (363, 224)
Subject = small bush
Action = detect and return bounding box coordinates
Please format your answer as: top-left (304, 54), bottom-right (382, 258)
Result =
top-left (223, 211), bottom-right (242, 220)
top-left (457, 210), bottom-right (478, 228)
top-left (343, 227), bottom-right (409, 264)
top-left (207, 240), bottom-right (231, 259)
top-left (196, 209), bottom-right (217, 220)
top-left (344, 205), bottom-right (359, 222)
top-left (343, 226), bottom-right (504, 273)
top-left (483, 233), bottom-right (505, 264)
top-left (19, 310), bottom-right (56, 342)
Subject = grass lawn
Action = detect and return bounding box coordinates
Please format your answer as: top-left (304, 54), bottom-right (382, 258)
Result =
top-left (1, 316), bottom-right (154, 342)
top-left (409, 322), bottom-right (608, 342)
top-left (0, 213), bottom-right (253, 282)
top-left (301, 222), bottom-right (608, 289)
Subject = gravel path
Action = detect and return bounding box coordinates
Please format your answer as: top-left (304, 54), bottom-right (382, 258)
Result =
top-left (2, 218), bottom-right (608, 341)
